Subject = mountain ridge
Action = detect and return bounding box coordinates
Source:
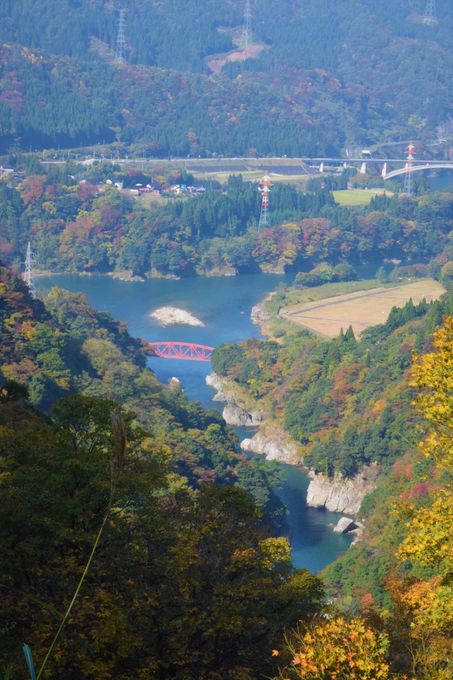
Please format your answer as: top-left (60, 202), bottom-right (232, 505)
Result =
top-left (0, 0), bottom-right (452, 155)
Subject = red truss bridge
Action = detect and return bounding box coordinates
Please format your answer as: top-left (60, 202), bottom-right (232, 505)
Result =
top-left (144, 341), bottom-right (215, 362)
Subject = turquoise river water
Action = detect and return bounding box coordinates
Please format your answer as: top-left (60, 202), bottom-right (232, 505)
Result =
top-left (37, 273), bottom-right (351, 572)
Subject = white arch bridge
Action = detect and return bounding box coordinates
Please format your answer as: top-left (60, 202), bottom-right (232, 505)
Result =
top-left (382, 162), bottom-right (453, 181)
top-left (304, 158), bottom-right (453, 182)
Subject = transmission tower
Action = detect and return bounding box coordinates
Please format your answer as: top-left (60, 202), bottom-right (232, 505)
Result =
top-left (24, 241), bottom-right (35, 297)
top-left (115, 7), bottom-right (127, 63)
top-left (403, 141), bottom-right (415, 196)
top-left (422, 0), bottom-right (438, 25)
top-left (258, 172), bottom-right (272, 228)
top-left (241, 0), bottom-right (252, 49)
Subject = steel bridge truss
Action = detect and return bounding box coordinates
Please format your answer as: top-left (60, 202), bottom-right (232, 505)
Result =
top-left (144, 341), bottom-right (215, 362)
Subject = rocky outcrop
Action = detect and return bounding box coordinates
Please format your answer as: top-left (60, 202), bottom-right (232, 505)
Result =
top-left (202, 265), bottom-right (237, 277)
top-left (333, 517), bottom-right (357, 534)
top-left (223, 403), bottom-right (264, 427)
top-left (259, 262), bottom-right (286, 274)
top-left (150, 306), bottom-right (204, 327)
top-left (205, 373), bottom-right (227, 401)
top-left (206, 373), bottom-right (224, 391)
top-left (110, 270), bottom-right (145, 282)
top-left (251, 300), bottom-right (272, 328)
top-left (333, 517), bottom-right (365, 543)
top-left (240, 427), bottom-right (299, 464)
top-left (206, 373), bottom-right (265, 426)
top-left (306, 463), bottom-right (379, 515)
top-left (207, 373), bottom-right (377, 518)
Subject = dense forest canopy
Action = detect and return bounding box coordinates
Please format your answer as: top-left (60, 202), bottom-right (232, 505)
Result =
top-left (1, 161), bottom-right (452, 278)
top-left (0, 0), bottom-right (452, 154)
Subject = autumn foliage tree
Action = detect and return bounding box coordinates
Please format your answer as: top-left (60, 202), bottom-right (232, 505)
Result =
top-left (388, 316), bottom-right (453, 678)
top-left (272, 315), bottom-right (452, 679)
top-left (0, 393), bottom-right (324, 679)
top-left (273, 616), bottom-right (390, 679)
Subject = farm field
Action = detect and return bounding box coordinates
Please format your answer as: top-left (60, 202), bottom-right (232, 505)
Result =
top-left (333, 189), bottom-right (392, 206)
top-left (194, 172), bottom-right (309, 186)
top-left (280, 278), bottom-right (446, 338)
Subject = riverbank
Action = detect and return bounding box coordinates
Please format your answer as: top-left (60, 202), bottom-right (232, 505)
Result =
top-left (251, 294), bottom-right (275, 338)
top-left (206, 371), bottom-right (376, 517)
top-left (34, 265), bottom-right (276, 283)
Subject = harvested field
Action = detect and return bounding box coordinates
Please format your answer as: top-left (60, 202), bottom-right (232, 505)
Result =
top-left (280, 279), bottom-right (446, 338)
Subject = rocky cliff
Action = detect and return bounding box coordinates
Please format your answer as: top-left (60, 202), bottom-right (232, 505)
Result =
top-left (206, 373), bottom-right (265, 426)
top-left (306, 463), bottom-right (380, 515)
top-left (240, 426), bottom-right (300, 464)
top-left (207, 372), bottom-right (378, 516)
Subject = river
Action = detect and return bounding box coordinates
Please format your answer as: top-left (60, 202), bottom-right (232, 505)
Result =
top-left (36, 272), bottom-right (351, 572)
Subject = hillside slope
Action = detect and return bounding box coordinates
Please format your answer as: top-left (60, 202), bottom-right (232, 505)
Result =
top-left (212, 291), bottom-right (453, 479)
top-left (0, 0), bottom-right (452, 154)
top-left (0, 262), bottom-right (287, 525)
top-left (0, 262), bottom-right (326, 679)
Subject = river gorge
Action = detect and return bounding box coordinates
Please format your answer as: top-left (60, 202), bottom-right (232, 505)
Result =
top-left (36, 272), bottom-right (353, 572)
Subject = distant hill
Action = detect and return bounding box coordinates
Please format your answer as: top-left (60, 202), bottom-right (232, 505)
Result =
top-left (0, 0), bottom-right (452, 155)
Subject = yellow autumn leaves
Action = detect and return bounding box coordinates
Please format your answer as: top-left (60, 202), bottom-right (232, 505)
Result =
top-left (409, 315), bottom-right (453, 469)
top-left (276, 617), bottom-right (390, 679)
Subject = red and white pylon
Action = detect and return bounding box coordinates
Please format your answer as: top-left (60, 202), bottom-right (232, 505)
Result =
top-left (258, 171), bottom-right (272, 228)
top-left (404, 141), bottom-right (415, 196)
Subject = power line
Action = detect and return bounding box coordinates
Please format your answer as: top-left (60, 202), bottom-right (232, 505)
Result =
top-left (403, 141), bottom-right (415, 196)
top-left (115, 7), bottom-right (127, 64)
top-left (24, 241), bottom-right (35, 298)
top-left (422, 0), bottom-right (438, 26)
top-left (241, 0), bottom-right (252, 49)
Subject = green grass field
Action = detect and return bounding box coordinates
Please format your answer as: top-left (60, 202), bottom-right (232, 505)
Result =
top-left (333, 189), bottom-right (392, 206)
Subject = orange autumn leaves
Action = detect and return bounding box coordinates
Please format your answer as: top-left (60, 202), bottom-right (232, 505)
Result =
top-left (275, 616), bottom-right (390, 679)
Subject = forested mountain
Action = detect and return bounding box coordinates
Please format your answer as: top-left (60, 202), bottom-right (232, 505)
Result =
top-left (1, 1), bottom-right (452, 675)
top-left (0, 1), bottom-right (452, 154)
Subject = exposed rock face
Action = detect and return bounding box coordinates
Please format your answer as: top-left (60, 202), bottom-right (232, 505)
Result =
top-left (207, 372), bottom-right (377, 519)
top-left (241, 427), bottom-right (299, 464)
top-left (223, 404), bottom-right (264, 426)
top-left (350, 521), bottom-right (366, 543)
top-left (206, 373), bottom-right (265, 426)
top-left (306, 463), bottom-right (379, 515)
top-left (202, 265), bottom-right (237, 277)
top-left (110, 270), bottom-right (145, 282)
top-left (251, 301), bottom-right (271, 328)
top-left (206, 373), bottom-right (223, 391)
top-left (259, 262), bottom-right (286, 274)
top-left (333, 517), bottom-right (357, 534)
top-left (168, 377), bottom-right (181, 390)
top-left (150, 306), bottom-right (204, 327)
top-left (206, 373), bottom-right (228, 402)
